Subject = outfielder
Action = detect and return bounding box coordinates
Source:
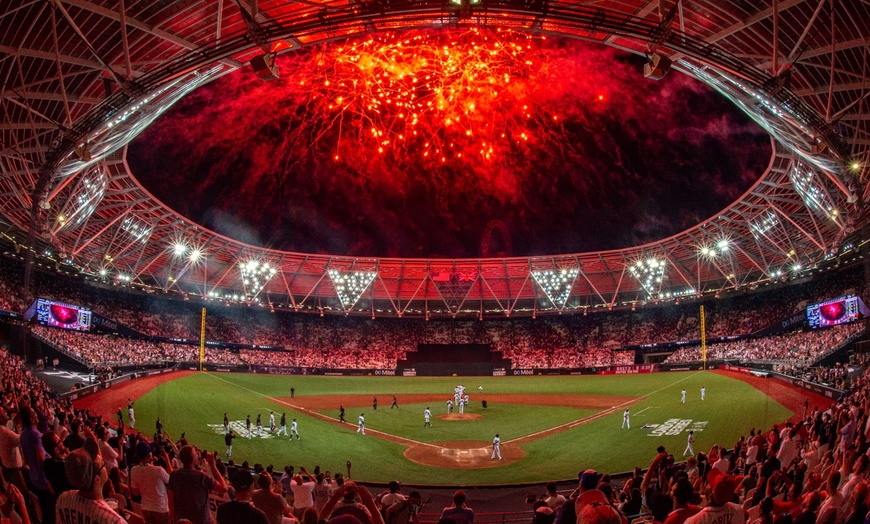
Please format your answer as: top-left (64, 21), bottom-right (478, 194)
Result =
top-left (700, 386), bottom-right (706, 401)
top-left (681, 389), bottom-right (686, 404)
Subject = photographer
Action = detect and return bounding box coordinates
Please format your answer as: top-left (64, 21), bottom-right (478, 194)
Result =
top-left (385, 491), bottom-right (423, 524)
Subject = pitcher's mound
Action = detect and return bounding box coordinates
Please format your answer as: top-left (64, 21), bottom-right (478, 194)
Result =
top-left (438, 413), bottom-right (483, 421)
top-left (404, 440), bottom-right (524, 468)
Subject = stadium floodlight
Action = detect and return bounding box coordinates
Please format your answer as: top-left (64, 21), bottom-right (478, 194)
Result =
top-left (120, 216), bottom-right (152, 243)
top-left (239, 259), bottom-right (277, 299)
top-left (629, 257), bottom-right (667, 297)
top-left (327, 269), bottom-right (377, 311)
top-left (531, 268), bottom-right (579, 309)
top-left (716, 238), bottom-right (730, 252)
top-left (190, 249), bottom-right (202, 262)
top-left (749, 210), bottom-right (779, 239)
top-left (173, 243), bottom-right (187, 256)
top-left (698, 245), bottom-right (716, 259)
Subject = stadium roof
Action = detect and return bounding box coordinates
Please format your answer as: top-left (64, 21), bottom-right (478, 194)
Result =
top-left (0, 0), bottom-right (868, 318)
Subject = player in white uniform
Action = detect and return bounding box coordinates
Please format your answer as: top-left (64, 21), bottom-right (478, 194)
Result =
top-left (357, 413), bottom-right (365, 435)
top-left (447, 399), bottom-right (453, 413)
top-left (128, 405), bottom-right (135, 429)
top-left (683, 430), bottom-right (695, 457)
top-left (277, 413), bottom-right (288, 436)
top-left (424, 408), bottom-right (431, 428)
top-left (269, 411), bottom-right (276, 432)
top-left (491, 433), bottom-right (502, 460)
top-left (290, 418), bottom-right (301, 440)
top-left (622, 409), bottom-right (630, 429)
top-left (700, 386), bottom-right (706, 401)
top-left (681, 389), bottom-right (686, 404)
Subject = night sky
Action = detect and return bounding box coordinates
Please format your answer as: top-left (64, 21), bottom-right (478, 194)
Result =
top-left (128, 30), bottom-right (771, 258)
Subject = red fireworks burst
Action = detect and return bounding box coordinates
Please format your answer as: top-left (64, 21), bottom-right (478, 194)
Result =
top-left (276, 28), bottom-right (583, 172)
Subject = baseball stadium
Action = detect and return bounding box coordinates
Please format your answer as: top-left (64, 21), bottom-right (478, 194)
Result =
top-left (1, 1), bottom-right (870, 523)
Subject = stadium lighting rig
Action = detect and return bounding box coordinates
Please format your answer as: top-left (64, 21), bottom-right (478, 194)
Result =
top-left (239, 260), bottom-right (277, 299)
top-left (531, 268), bottom-right (579, 309)
top-left (629, 258), bottom-right (666, 297)
top-left (327, 270), bottom-right (377, 311)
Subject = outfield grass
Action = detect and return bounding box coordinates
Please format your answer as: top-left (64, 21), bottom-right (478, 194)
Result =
top-left (134, 371), bottom-right (791, 485)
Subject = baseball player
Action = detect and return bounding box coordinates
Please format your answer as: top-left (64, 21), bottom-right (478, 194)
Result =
top-left (277, 413), bottom-right (288, 436)
top-left (622, 409), bottom-right (630, 429)
top-left (269, 411), bottom-right (276, 432)
top-left (290, 418), bottom-right (301, 440)
top-left (223, 412), bottom-right (229, 434)
top-left (681, 389), bottom-right (686, 404)
top-left (700, 386), bottom-right (706, 401)
top-left (491, 433), bottom-right (502, 460)
top-left (391, 396), bottom-right (399, 409)
top-left (447, 399), bottom-right (453, 414)
top-left (459, 396), bottom-right (465, 414)
top-left (339, 405), bottom-right (345, 423)
top-left (225, 430), bottom-right (235, 458)
top-left (256, 413), bottom-right (262, 436)
top-left (246, 414), bottom-right (252, 439)
top-left (683, 430), bottom-right (695, 457)
top-left (357, 413), bottom-right (365, 435)
top-left (424, 407), bottom-right (431, 428)
top-left (128, 404), bottom-right (135, 429)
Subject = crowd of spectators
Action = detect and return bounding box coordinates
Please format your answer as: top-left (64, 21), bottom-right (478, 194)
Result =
top-left (6, 327), bottom-right (870, 524)
top-left (0, 253), bottom-right (866, 371)
top-left (0, 345), bottom-right (409, 524)
top-left (0, 254), bottom-right (864, 349)
top-left (664, 322), bottom-right (866, 366)
top-left (523, 357), bottom-right (870, 524)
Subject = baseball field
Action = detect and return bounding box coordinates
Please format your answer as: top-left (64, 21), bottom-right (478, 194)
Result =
top-left (75, 369), bottom-right (828, 485)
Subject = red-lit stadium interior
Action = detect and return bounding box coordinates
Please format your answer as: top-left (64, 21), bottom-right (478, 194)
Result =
top-left (1, 0), bottom-right (870, 522)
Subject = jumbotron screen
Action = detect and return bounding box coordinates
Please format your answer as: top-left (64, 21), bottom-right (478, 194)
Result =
top-left (806, 295), bottom-right (865, 329)
top-left (35, 298), bottom-right (92, 332)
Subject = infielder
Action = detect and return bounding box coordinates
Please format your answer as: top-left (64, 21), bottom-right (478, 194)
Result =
top-left (447, 399), bottom-right (453, 414)
top-left (681, 389), bottom-right (686, 404)
top-left (491, 433), bottom-right (502, 460)
top-left (701, 386), bottom-right (706, 401)
top-left (622, 409), bottom-right (630, 429)
top-left (424, 407), bottom-right (431, 428)
top-left (290, 418), bottom-right (301, 440)
top-left (459, 396), bottom-right (465, 414)
top-left (357, 413), bottom-right (365, 435)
